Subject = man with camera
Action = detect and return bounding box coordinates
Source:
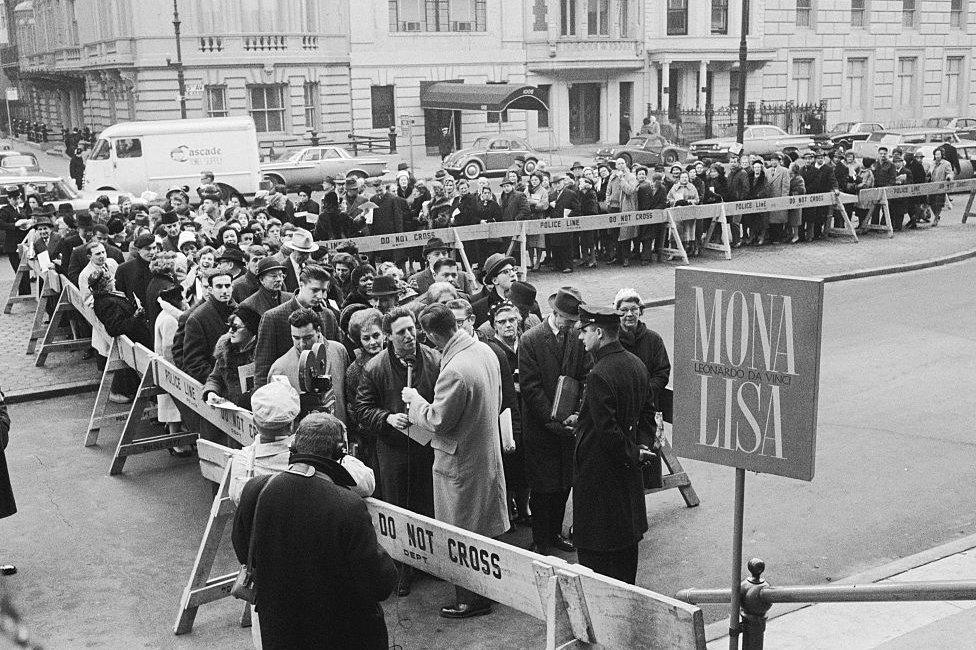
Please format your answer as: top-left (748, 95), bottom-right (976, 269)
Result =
top-left (268, 307), bottom-right (349, 424)
top-left (232, 412), bottom-right (391, 649)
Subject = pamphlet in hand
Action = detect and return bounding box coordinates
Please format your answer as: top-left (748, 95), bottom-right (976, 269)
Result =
top-left (360, 201), bottom-right (379, 225)
top-left (405, 421), bottom-right (434, 446)
top-left (294, 211), bottom-right (319, 225)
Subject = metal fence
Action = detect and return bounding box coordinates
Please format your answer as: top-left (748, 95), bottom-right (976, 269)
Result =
top-left (647, 101), bottom-right (828, 144)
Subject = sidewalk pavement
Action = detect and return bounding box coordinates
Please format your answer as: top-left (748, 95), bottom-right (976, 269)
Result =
top-left (707, 533), bottom-right (976, 649)
top-left (0, 267), bottom-right (100, 400)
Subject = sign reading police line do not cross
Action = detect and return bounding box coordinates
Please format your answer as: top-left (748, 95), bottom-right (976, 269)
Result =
top-left (672, 268), bottom-right (824, 481)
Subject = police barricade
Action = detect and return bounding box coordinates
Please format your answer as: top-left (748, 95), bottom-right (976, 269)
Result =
top-left (857, 177), bottom-right (976, 236)
top-left (175, 440), bottom-right (707, 648)
top-left (313, 191), bottom-right (857, 270)
top-left (32, 272), bottom-right (92, 366)
top-left (2, 243), bottom-right (35, 314)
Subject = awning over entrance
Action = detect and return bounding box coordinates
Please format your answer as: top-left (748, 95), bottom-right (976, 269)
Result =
top-left (420, 82), bottom-right (549, 112)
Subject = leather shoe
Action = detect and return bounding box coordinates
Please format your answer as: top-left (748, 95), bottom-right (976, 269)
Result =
top-left (439, 601), bottom-right (493, 619)
top-left (397, 579), bottom-right (411, 597)
top-left (528, 542), bottom-right (552, 555)
top-left (552, 535), bottom-right (576, 552)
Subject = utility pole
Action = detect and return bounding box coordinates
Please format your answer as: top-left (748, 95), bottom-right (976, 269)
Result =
top-left (735, 0), bottom-right (750, 145)
top-left (168, 0), bottom-right (188, 119)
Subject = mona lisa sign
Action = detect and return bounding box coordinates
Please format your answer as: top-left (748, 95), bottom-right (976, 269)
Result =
top-left (672, 268), bottom-right (824, 481)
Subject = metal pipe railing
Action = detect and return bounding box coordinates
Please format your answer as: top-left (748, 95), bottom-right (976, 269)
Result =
top-left (678, 580), bottom-right (976, 604)
top-left (676, 558), bottom-right (976, 650)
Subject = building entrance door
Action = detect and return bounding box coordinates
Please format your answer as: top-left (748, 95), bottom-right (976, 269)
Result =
top-left (569, 83), bottom-right (600, 144)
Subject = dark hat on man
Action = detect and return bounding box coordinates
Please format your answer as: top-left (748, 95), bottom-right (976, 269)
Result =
top-left (58, 203), bottom-right (74, 216)
top-left (256, 257), bottom-right (286, 277)
top-left (500, 177), bottom-right (514, 187)
top-left (397, 162), bottom-right (410, 172)
top-left (76, 212), bottom-right (94, 229)
top-left (578, 304), bottom-right (623, 328)
top-left (30, 216), bottom-right (55, 230)
top-left (199, 184), bottom-right (221, 201)
top-left (514, 154), bottom-right (526, 163)
top-left (217, 247), bottom-right (246, 266)
top-left (367, 275), bottom-right (400, 298)
top-left (344, 177), bottom-right (359, 191)
top-left (548, 287), bottom-right (584, 321)
top-left (509, 280), bottom-right (536, 308)
top-left (434, 169), bottom-right (448, 181)
top-left (35, 202), bottom-right (56, 217)
top-left (482, 253), bottom-right (516, 284)
top-left (160, 210), bottom-right (179, 225)
top-left (3, 184), bottom-right (21, 197)
top-left (133, 233), bottom-right (156, 250)
top-left (811, 146), bottom-right (824, 156)
top-left (336, 239), bottom-right (359, 256)
top-left (423, 237), bottom-right (452, 257)
top-left (570, 161), bottom-right (584, 171)
top-left (771, 151), bottom-right (784, 161)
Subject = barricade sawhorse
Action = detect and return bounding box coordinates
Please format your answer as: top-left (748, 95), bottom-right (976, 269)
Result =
top-left (2, 247), bottom-right (35, 314)
top-left (175, 441), bottom-right (707, 648)
top-left (33, 276), bottom-right (91, 366)
top-left (858, 178), bottom-right (976, 235)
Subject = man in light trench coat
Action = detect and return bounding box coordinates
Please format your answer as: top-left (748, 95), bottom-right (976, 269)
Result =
top-left (402, 302), bottom-right (509, 620)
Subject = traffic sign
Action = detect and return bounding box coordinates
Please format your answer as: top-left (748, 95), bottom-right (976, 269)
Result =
top-left (5, 88), bottom-right (17, 102)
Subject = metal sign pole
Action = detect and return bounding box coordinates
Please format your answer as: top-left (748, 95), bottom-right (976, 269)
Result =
top-left (5, 96), bottom-right (11, 138)
top-left (728, 467), bottom-right (746, 650)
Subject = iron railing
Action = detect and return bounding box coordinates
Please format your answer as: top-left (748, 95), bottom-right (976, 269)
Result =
top-left (677, 558), bottom-right (976, 649)
top-left (646, 101), bottom-right (828, 143)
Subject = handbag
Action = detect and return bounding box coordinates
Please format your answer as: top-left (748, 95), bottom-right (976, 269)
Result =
top-left (230, 474), bottom-right (279, 603)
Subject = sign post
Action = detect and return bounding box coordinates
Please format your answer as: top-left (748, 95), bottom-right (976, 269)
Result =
top-left (5, 87), bottom-right (17, 138)
top-left (400, 116), bottom-right (415, 171)
top-left (671, 268), bottom-right (824, 648)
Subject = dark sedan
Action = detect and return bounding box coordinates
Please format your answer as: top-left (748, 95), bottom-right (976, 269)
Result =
top-left (594, 135), bottom-right (689, 168)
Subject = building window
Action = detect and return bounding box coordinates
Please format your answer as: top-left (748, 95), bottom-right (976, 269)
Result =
top-left (537, 84), bottom-right (550, 128)
top-left (390, 0), bottom-right (425, 31)
top-left (844, 58), bottom-right (866, 108)
top-left (945, 57), bottom-right (963, 105)
top-left (205, 85), bottom-right (228, 118)
top-left (851, 0), bottom-right (865, 26)
top-left (790, 59), bottom-right (814, 104)
top-left (303, 82), bottom-right (319, 129)
top-left (371, 85), bottom-right (396, 129)
top-left (248, 85), bottom-right (285, 133)
top-left (730, 70), bottom-right (742, 106)
top-left (667, 0), bottom-right (688, 35)
top-left (710, 0), bottom-right (729, 34)
top-left (303, 0), bottom-right (319, 31)
top-left (619, 0), bottom-right (629, 37)
top-left (796, 0), bottom-right (812, 27)
top-left (950, 0), bottom-right (965, 28)
top-left (902, 0), bottom-right (915, 27)
top-left (560, 0), bottom-right (577, 35)
top-left (896, 57), bottom-right (916, 106)
top-left (587, 0), bottom-right (609, 35)
top-left (487, 110), bottom-right (509, 124)
top-left (67, 0), bottom-right (80, 45)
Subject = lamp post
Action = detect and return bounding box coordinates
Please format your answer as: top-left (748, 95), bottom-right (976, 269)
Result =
top-left (167, 0), bottom-right (188, 119)
top-left (735, 0), bottom-right (750, 145)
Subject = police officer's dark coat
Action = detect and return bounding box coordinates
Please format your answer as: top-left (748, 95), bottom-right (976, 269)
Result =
top-left (0, 393), bottom-right (16, 519)
top-left (518, 318), bottom-right (589, 492)
top-left (573, 340), bottom-right (652, 552)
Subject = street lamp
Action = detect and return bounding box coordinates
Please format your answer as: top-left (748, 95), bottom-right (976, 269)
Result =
top-left (735, 0), bottom-right (750, 145)
top-left (167, 0), bottom-right (188, 119)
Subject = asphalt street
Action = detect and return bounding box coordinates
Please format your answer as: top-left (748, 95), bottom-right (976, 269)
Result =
top-left (0, 260), bottom-right (974, 648)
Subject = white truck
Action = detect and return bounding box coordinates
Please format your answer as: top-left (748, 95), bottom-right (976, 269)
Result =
top-left (83, 116), bottom-right (262, 198)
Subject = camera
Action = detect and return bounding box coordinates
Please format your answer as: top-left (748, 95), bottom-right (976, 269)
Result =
top-left (298, 342), bottom-right (336, 415)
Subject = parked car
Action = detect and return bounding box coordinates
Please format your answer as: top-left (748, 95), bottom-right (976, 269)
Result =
top-left (814, 122), bottom-right (885, 151)
top-left (0, 152), bottom-right (42, 175)
top-left (594, 135), bottom-right (689, 167)
top-left (924, 117), bottom-right (976, 141)
top-left (689, 125), bottom-right (815, 162)
top-left (899, 139), bottom-right (976, 180)
top-left (441, 136), bottom-right (546, 179)
top-left (260, 145), bottom-right (389, 190)
top-left (1, 175), bottom-right (122, 216)
top-left (852, 128), bottom-right (962, 161)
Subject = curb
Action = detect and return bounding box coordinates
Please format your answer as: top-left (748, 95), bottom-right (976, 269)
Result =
top-left (703, 530), bottom-right (976, 642)
top-left (4, 379), bottom-right (99, 405)
top-left (641, 244), bottom-right (976, 310)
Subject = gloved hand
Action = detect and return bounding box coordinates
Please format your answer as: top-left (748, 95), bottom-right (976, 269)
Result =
top-left (545, 421), bottom-right (572, 437)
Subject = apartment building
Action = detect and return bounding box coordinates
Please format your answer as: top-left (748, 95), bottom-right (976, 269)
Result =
top-left (4, 0), bottom-right (974, 150)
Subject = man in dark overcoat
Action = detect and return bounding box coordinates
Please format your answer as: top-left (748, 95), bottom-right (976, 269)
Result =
top-left (572, 305), bottom-right (654, 584)
top-left (518, 287), bottom-right (589, 555)
top-left (115, 233), bottom-right (157, 308)
top-left (0, 388), bottom-right (16, 575)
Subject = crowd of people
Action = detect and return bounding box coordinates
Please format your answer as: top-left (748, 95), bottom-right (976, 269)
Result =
top-left (0, 164), bottom-right (679, 647)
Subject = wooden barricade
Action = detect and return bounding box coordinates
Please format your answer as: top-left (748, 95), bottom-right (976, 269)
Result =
top-left (34, 279), bottom-right (91, 367)
top-left (827, 192), bottom-right (860, 242)
top-left (26, 268), bottom-right (58, 355)
top-left (2, 245), bottom-right (35, 314)
top-left (858, 178), bottom-right (976, 232)
top-left (702, 203), bottom-right (734, 260)
top-left (648, 388), bottom-right (700, 508)
top-left (175, 443), bottom-right (707, 648)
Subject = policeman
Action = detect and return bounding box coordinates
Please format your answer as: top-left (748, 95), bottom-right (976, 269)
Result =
top-left (571, 305), bottom-right (655, 584)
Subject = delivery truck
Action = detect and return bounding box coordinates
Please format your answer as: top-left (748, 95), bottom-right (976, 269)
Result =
top-left (83, 116), bottom-right (262, 199)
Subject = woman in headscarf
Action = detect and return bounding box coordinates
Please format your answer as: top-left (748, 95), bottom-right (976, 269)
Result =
top-left (202, 306), bottom-right (261, 409)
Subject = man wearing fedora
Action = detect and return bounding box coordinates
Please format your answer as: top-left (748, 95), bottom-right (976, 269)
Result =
top-left (340, 177), bottom-right (368, 238)
top-left (408, 237), bottom-right (476, 296)
top-left (472, 252), bottom-right (517, 327)
top-left (116, 233), bottom-right (158, 309)
top-left (241, 256), bottom-right (292, 317)
top-left (572, 305), bottom-right (654, 584)
top-left (518, 287), bottom-right (590, 555)
top-left (366, 275), bottom-right (400, 314)
top-left (231, 244), bottom-right (268, 304)
top-left (282, 228), bottom-right (318, 294)
top-left (0, 187), bottom-right (31, 296)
